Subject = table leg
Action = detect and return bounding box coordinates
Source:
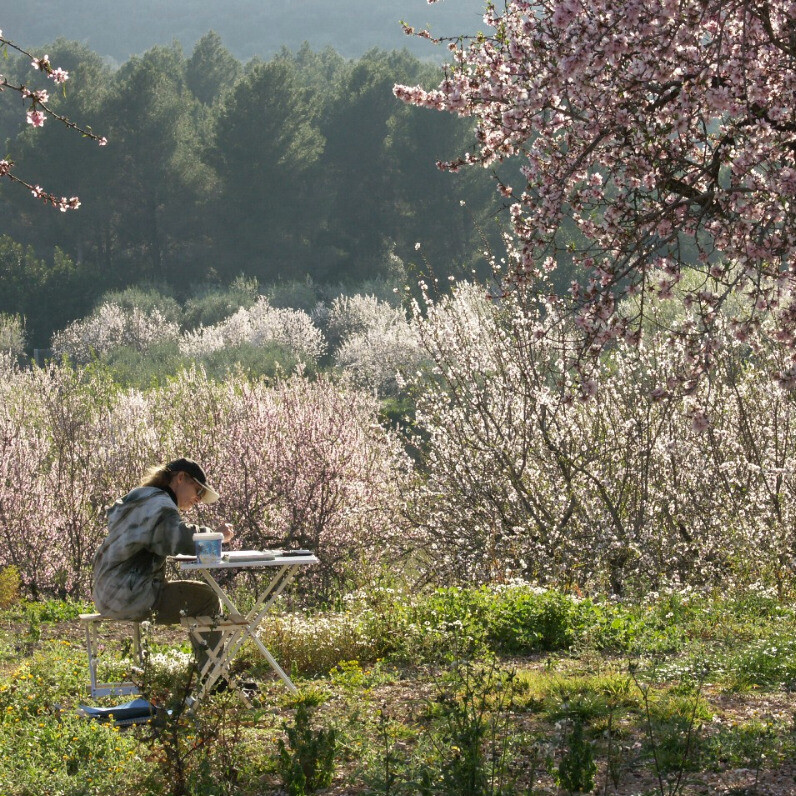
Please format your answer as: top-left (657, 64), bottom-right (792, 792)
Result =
top-left (186, 564), bottom-right (303, 701)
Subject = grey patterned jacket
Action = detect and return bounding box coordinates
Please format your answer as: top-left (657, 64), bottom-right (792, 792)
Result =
top-left (92, 486), bottom-right (212, 619)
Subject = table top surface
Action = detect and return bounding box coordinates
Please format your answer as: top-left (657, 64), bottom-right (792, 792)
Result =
top-left (174, 551), bottom-right (319, 571)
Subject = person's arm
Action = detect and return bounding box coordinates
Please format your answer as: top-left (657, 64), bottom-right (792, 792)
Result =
top-left (149, 504), bottom-right (212, 557)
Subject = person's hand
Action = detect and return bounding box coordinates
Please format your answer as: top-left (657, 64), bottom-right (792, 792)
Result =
top-left (218, 522), bottom-right (235, 543)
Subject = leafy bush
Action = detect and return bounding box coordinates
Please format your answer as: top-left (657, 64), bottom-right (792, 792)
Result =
top-left (428, 659), bottom-right (522, 796)
top-left (100, 339), bottom-right (187, 388)
top-left (0, 566), bottom-right (21, 608)
top-left (200, 340), bottom-right (309, 381)
top-left (555, 718), bottom-right (597, 795)
top-left (0, 313), bottom-right (26, 358)
top-left (390, 585), bottom-right (640, 661)
top-left (96, 285), bottom-right (183, 325)
top-left (701, 720), bottom-right (790, 772)
top-left (182, 275), bottom-right (260, 328)
top-left (278, 702), bottom-right (337, 795)
top-left (267, 276), bottom-right (322, 312)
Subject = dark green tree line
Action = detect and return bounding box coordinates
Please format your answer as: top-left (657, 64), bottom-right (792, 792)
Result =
top-left (0, 34), bottom-right (503, 345)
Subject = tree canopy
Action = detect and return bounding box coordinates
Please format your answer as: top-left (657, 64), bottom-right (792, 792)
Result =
top-left (396, 0), bottom-right (796, 388)
top-left (0, 35), bottom-right (501, 346)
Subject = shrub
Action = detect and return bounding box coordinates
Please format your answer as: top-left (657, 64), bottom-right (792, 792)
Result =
top-left (277, 702), bottom-right (337, 795)
top-left (51, 302), bottom-right (180, 363)
top-left (182, 275), bottom-right (260, 328)
top-left (267, 276), bottom-right (322, 312)
top-left (180, 296), bottom-right (326, 365)
top-left (555, 718), bottom-right (597, 795)
top-left (0, 566), bottom-right (21, 608)
top-left (96, 285), bottom-right (183, 325)
top-left (0, 313), bottom-right (26, 358)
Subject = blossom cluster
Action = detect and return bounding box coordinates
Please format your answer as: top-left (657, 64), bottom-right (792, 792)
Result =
top-left (49, 291), bottom-right (424, 398)
top-left (324, 294), bottom-right (423, 395)
top-left (0, 361), bottom-right (409, 598)
top-left (0, 29), bottom-right (106, 210)
top-left (51, 303), bottom-right (180, 363)
top-left (404, 280), bottom-right (796, 594)
top-left (179, 296), bottom-right (326, 364)
top-left (396, 0), bottom-right (796, 379)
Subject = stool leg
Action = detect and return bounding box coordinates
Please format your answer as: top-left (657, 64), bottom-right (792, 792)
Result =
top-left (85, 621), bottom-right (98, 698)
top-left (132, 622), bottom-right (143, 665)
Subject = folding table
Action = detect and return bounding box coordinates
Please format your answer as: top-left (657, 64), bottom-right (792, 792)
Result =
top-left (176, 551), bottom-right (318, 705)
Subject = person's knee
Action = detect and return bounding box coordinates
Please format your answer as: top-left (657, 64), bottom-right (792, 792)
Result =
top-left (199, 589), bottom-right (221, 618)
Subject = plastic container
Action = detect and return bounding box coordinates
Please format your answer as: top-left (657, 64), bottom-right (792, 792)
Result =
top-left (193, 532), bottom-right (223, 564)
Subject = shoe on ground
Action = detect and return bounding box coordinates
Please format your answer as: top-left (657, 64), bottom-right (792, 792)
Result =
top-left (209, 677), bottom-right (258, 695)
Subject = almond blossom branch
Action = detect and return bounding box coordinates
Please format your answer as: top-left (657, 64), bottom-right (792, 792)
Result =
top-left (0, 28), bottom-right (108, 209)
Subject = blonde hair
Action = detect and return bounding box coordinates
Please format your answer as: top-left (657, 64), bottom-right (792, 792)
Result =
top-left (139, 464), bottom-right (173, 490)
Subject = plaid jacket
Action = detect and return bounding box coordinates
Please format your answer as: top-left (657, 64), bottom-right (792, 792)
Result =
top-left (92, 486), bottom-right (212, 620)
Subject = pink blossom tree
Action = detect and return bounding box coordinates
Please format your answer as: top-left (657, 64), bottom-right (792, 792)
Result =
top-left (0, 29), bottom-right (106, 210)
top-left (0, 357), bottom-right (410, 600)
top-left (396, 1), bottom-right (796, 387)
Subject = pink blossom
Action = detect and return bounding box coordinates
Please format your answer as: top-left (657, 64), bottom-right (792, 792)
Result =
top-left (26, 109), bottom-right (45, 127)
top-left (31, 55), bottom-right (50, 72)
top-left (48, 68), bottom-right (68, 84)
top-left (396, 0), bottom-right (796, 383)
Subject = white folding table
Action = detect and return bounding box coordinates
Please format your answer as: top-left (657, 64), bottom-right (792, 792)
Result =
top-left (175, 551), bottom-right (318, 704)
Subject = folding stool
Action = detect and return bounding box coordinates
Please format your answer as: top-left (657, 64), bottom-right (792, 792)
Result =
top-left (79, 613), bottom-right (144, 698)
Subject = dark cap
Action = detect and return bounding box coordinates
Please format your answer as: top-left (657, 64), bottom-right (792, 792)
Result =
top-left (165, 458), bottom-right (220, 505)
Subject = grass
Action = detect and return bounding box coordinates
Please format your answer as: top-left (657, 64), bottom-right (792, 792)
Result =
top-left (2, 584), bottom-right (796, 795)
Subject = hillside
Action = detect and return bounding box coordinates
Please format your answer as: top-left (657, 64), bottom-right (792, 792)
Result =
top-left (1, 0), bottom-right (487, 62)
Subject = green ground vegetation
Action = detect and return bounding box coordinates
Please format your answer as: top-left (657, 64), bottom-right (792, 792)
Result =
top-left (2, 581), bottom-right (796, 795)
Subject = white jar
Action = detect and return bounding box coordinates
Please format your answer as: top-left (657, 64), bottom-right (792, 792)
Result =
top-left (193, 532), bottom-right (223, 564)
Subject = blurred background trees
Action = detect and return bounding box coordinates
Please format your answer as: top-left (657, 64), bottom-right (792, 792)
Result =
top-left (0, 35), bottom-right (503, 349)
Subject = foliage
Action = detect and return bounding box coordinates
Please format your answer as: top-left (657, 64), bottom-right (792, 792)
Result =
top-left (2, 590), bottom-right (796, 793)
top-left (0, 313), bottom-right (26, 358)
top-left (725, 634), bottom-right (796, 691)
top-left (0, 565), bottom-right (21, 608)
top-left (0, 38), bottom-right (497, 347)
top-left (277, 702), bottom-right (337, 795)
top-left (182, 276), bottom-right (260, 329)
top-left (425, 659), bottom-right (522, 796)
top-left (554, 717), bottom-right (597, 795)
top-left (97, 285), bottom-right (184, 326)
